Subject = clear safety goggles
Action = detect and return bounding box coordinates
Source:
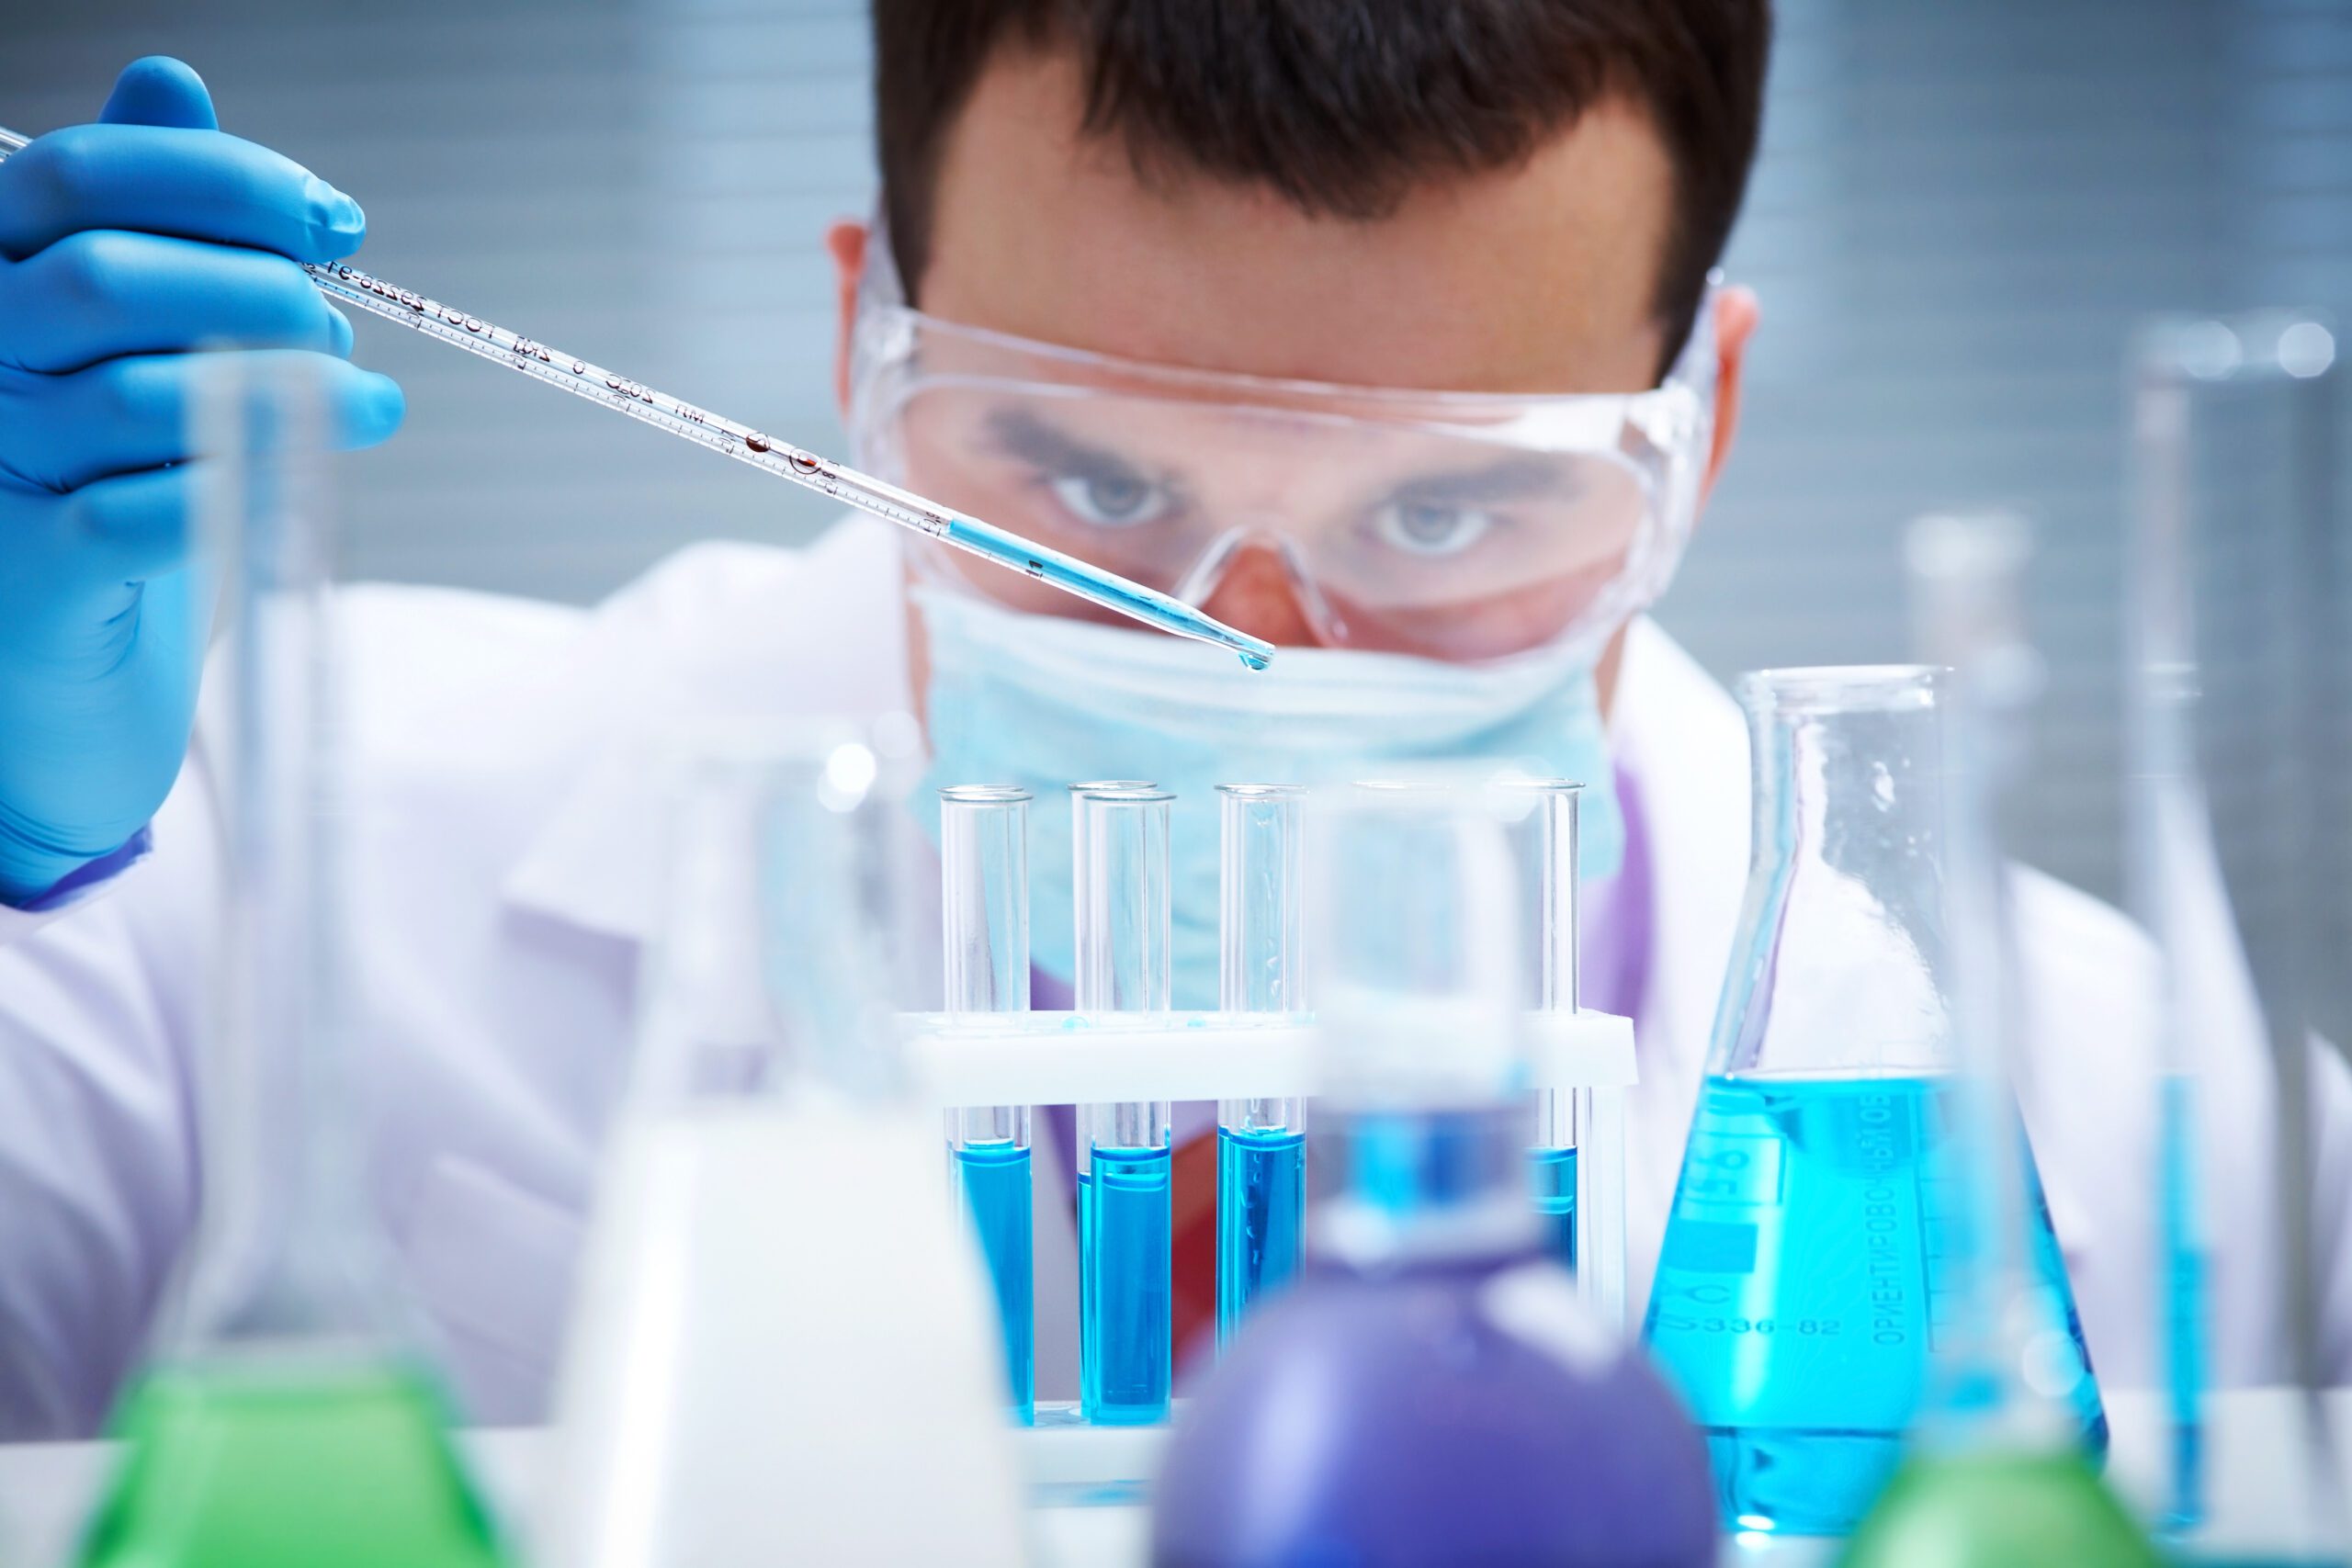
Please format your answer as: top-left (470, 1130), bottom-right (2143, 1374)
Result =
top-left (848, 231), bottom-right (1719, 664)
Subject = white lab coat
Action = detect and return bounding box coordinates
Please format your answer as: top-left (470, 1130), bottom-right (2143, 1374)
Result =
top-left (1, 518), bottom-right (2346, 1438)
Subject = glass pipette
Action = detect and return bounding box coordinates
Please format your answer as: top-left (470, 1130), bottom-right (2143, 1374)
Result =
top-left (0, 122), bottom-right (1273, 671)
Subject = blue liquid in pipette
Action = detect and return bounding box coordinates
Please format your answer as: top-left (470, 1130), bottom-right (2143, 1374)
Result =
top-left (1643, 1074), bottom-right (2106, 1536)
top-left (1216, 1126), bottom-right (1306, 1346)
top-left (1080, 1144), bottom-right (1172, 1425)
top-left (955, 1139), bottom-right (1035, 1424)
top-left (1528, 1145), bottom-right (1577, 1271)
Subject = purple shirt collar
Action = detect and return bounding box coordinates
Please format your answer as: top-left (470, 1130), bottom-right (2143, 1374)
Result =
top-left (1577, 760), bottom-right (1655, 1022)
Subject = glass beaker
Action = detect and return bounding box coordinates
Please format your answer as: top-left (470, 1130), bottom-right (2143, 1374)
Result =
top-left (1641, 665), bottom-right (2106, 1537)
top-left (74, 362), bottom-right (508, 1568)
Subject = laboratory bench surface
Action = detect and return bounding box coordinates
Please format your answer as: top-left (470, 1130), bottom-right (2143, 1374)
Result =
top-left (0, 1390), bottom-right (2343, 1565)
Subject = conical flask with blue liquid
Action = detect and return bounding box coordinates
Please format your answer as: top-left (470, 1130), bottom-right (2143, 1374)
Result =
top-left (1642, 663), bottom-right (2107, 1537)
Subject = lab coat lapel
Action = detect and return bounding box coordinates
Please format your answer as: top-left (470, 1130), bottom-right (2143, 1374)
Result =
top-left (499, 522), bottom-right (912, 945)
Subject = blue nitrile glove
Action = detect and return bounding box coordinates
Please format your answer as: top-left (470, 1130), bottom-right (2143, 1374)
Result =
top-left (0, 57), bottom-right (404, 905)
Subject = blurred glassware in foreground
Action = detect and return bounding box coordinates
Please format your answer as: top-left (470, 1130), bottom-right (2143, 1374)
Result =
top-left (540, 731), bottom-right (1023, 1568)
top-left (1152, 775), bottom-right (1713, 1568)
top-left (75, 360), bottom-right (508, 1568)
top-left (2129, 309), bottom-right (2348, 1562)
top-left (1838, 513), bottom-right (2158, 1568)
top-left (1643, 661), bottom-right (2105, 1537)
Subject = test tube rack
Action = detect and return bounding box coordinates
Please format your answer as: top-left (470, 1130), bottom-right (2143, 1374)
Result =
top-left (897, 1005), bottom-right (1637, 1489)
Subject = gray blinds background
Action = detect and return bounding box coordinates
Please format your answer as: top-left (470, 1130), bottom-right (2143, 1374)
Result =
top-left (3, 0), bottom-right (2345, 907)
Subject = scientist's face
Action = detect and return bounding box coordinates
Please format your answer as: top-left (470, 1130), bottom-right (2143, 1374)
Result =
top-left (831, 44), bottom-right (1757, 681)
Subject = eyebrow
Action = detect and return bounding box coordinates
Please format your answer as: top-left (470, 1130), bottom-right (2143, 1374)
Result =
top-left (982, 405), bottom-right (1158, 482)
top-left (1385, 455), bottom-right (1577, 508)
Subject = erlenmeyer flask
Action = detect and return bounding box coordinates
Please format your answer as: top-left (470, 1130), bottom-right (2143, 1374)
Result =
top-left (1641, 664), bottom-right (2106, 1537)
top-left (540, 730), bottom-right (1023, 1568)
top-left (75, 363), bottom-right (507, 1568)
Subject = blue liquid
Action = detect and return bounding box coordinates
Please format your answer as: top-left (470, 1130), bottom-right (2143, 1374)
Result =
top-left (1643, 1074), bottom-right (2107, 1535)
top-left (1080, 1144), bottom-right (1172, 1425)
top-left (1529, 1145), bottom-right (1577, 1271)
top-left (955, 1139), bottom-right (1035, 1423)
top-left (1216, 1126), bottom-right (1306, 1346)
top-left (2160, 1073), bottom-right (2206, 1529)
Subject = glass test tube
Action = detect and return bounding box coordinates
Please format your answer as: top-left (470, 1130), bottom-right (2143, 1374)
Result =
top-left (1215, 785), bottom-right (1307, 1347)
top-left (1520, 782), bottom-right (1584, 1271)
top-left (940, 786), bottom-right (1036, 1425)
top-left (1072, 784), bottom-right (1175, 1426)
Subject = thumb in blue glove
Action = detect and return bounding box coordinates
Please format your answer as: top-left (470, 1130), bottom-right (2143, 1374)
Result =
top-left (0, 57), bottom-right (404, 905)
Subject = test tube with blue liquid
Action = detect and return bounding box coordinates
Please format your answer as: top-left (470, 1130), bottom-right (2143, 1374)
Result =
top-left (939, 785), bottom-right (1035, 1424)
top-left (1516, 781), bottom-right (1584, 1271)
top-left (1073, 784), bottom-right (1176, 1425)
top-left (1216, 784), bottom-right (1307, 1347)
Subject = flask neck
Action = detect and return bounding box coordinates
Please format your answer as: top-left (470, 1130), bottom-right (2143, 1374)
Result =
top-left (1713, 669), bottom-right (1951, 1078)
top-left (1310, 1101), bottom-right (1537, 1270)
top-left (171, 428), bottom-right (393, 1358)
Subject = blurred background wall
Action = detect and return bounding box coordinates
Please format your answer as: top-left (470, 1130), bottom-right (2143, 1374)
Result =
top-left (3, 0), bottom-right (2346, 907)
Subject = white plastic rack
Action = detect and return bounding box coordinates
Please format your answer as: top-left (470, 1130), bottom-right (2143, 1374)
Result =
top-left (898, 1005), bottom-right (1638, 1483)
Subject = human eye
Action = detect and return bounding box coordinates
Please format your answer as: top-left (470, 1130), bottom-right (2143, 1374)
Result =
top-left (1044, 467), bottom-right (1176, 528)
top-left (1368, 497), bottom-right (1498, 558)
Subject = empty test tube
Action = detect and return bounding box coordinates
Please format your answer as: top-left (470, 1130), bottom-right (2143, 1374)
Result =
top-left (1517, 781), bottom-right (1584, 1270)
top-left (1216, 784), bottom-right (1307, 1347)
top-left (1072, 783), bottom-right (1175, 1426)
top-left (940, 785), bottom-right (1035, 1424)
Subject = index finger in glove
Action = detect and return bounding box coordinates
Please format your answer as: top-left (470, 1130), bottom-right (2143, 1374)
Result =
top-left (0, 123), bottom-right (366, 265)
top-left (0, 350), bottom-right (403, 493)
top-left (0, 231), bottom-right (350, 373)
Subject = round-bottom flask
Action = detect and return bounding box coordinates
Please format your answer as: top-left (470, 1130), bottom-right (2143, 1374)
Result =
top-left (1154, 780), bottom-right (1715, 1568)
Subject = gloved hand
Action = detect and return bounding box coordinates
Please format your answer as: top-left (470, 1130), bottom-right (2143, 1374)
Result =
top-left (0, 57), bottom-right (403, 905)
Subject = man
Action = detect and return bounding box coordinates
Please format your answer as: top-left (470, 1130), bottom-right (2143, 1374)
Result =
top-left (0, 6), bottom-right (2343, 1438)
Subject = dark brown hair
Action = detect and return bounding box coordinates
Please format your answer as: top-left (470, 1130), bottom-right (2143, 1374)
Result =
top-left (873, 0), bottom-right (1771, 372)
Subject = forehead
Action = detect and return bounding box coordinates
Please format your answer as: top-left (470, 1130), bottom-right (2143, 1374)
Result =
top-left (919, 48), bottom-right (1674, 396)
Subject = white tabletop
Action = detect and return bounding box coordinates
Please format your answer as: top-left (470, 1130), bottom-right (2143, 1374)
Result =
top-left (1, 1390), bottom-right (2343, 1565)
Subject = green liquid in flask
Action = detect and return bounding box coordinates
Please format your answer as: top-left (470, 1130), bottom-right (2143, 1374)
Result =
top-left (77, 1360), bottom-right (507, 1568)
top-left (1839, 1449), bottom-right (2161, 1568)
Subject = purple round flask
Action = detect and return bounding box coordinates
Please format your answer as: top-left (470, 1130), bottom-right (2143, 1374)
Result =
top-left (1150, 781), bottom-right (1716, 1568)
top-left (1152, 1246), bottom-right (1714, 1568)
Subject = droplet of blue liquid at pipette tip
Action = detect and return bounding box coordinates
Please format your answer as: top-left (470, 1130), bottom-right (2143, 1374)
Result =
top-left (0, 119), bottom-right (1277, 671)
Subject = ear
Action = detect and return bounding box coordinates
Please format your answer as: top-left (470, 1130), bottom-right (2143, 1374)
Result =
top-left (826, 219), bottom-right (869, 417)
top-left (1698, 285), bottom-right (1760, 512)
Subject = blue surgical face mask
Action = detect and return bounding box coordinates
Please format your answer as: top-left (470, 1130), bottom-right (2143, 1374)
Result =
top-left (912, 587), bottom-right (1623, 1009)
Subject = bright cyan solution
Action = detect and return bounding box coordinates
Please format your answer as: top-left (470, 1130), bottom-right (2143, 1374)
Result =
top-left (1529, 1145), bottom-right (1578, 1270)
top-left (1080, 1144), bottom-right (1172, 1424)
top-left (1217, 1126), bottom-right (1305, 1345)
top-left (1643, 1073), bottom-right (2105, 1535)
top-left (956, 1138), bottom-right (1035, 1421)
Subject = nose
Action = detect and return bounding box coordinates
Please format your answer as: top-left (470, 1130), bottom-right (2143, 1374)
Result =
top-left (1196, 541), bottom-right (1327, 649)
